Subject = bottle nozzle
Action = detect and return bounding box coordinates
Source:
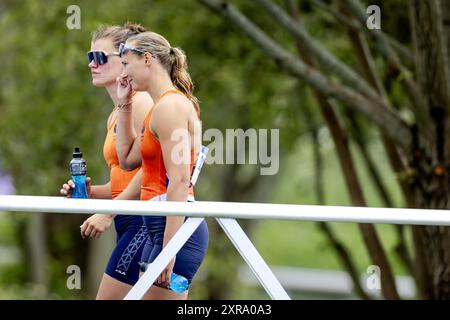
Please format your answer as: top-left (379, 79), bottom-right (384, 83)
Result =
top-left (73, 147), bottom-right (83, 158)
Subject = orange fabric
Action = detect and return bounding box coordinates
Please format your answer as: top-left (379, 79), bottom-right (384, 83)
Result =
top-left (103, 110), bottom-right (140, 199)
top-left (140, 89), bottom-right (195, 201)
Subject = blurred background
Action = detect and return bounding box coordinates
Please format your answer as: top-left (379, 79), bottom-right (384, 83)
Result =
top-left (1, 0), bottom-right (449, 299)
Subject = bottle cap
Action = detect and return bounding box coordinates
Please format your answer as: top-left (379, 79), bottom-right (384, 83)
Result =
top-left (73, 147), bottom-right (83, 158)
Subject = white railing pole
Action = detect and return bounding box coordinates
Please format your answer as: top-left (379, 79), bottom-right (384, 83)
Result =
top-left (1, 196), bottom-right (450, 226)
top-left (217, 218), bottom-right (290, 300)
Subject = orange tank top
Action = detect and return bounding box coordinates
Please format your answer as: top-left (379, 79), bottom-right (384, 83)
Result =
top-left (103, 109), bottom-right (140, 199)
top-left (140, 89), bottom-right (195, 201)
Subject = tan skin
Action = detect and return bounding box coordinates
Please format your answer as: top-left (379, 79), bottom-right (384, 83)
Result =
top-left (59, 38), bottom-right (153, 299)
top-left (115, 40), bottom-right (201, 300)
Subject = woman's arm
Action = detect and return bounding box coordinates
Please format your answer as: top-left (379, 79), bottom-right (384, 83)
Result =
top-left (152, 97), bottom-right (192, 288)
top-left (114, 169), bottom-right (142, 201)
top-left (115, 80), bottom-right (152, 170)
top-left (61, 178), bottom-right (111, 199)
top-left (90, 182), bottom-right (112, 199)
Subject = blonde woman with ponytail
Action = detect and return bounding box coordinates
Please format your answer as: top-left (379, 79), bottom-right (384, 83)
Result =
top-left (114, 31), bottom-right (208, 300)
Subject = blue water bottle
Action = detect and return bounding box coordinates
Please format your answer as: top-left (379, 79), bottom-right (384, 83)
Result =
top-left (69, 147), bottom-right (88, 199)
top-left (170, 272), bottom-right (190, 293)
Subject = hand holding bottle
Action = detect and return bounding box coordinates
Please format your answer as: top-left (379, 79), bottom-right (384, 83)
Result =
top-left (60, 176), bottom-right (92, 198)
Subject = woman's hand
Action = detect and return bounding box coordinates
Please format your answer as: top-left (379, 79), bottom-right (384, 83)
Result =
top-left (116, 75), bottom-right (133, 106)
top-left (156, 257), bottom-right (176, 289)
top-left (80, 214), bottom-right (113, 239)
top-left (60, 177), bottom-right (92, 198)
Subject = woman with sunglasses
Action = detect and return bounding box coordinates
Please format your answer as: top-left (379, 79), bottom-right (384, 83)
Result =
top-left (114, 33), bottom-right (209, 300)
top-left (60, 24), bottom-right (153, 299)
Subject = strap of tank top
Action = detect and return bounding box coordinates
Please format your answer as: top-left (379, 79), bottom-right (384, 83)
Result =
top-left (155, 88), bottom-right (184, 105)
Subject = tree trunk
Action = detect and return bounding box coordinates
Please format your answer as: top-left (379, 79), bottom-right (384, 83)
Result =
top-left (308, 119), bottom-right (370, 299)
top-left (25, 214), bottom-right (48, 292)
top-left (440, 0), bottom-right (450, 94)
top-left (410, 0), bottom-right (450, 299)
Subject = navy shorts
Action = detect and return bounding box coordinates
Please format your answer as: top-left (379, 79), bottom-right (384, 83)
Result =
top-left (104, 214), bottom-right (148, 286)
top-left (140, 199), bottom-right (209, 283)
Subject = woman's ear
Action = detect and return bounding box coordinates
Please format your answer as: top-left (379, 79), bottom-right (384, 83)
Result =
top-left (144, 52), bottom-right (152, 67)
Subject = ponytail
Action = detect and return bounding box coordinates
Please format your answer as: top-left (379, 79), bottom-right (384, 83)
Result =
top-left (170, 47), bottom-right (200, 117)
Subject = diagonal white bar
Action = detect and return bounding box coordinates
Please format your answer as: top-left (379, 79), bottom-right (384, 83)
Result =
top-left (1, 196), bottom-right (450, 225)
top-left (217, 218), bottom-right (290, 300)
top-left (124, 217), bottom-right (205, 300)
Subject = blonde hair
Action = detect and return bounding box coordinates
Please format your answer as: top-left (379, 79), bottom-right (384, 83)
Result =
top-left (92, 22), bottom-right (146, 50)
top-left (127, 31), bottom-right (200, 116)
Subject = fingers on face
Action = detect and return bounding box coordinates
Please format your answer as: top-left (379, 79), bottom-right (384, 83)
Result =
top-left (121, 75), bottom-right (131, 87)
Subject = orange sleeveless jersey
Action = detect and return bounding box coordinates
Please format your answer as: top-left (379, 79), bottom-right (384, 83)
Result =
top-left (140, 89), bottom-right (195, 201)
top-left (103, 110), bottom-right (140, 199)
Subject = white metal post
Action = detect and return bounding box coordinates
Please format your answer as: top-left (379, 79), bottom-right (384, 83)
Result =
top-left (217, 218), bottom-right (290, 300)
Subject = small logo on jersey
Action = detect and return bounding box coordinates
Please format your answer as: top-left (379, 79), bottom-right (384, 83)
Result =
top-left (114, 124), bottom-right (117, 134)
top-left (115, 269), bottom-right (126, 275)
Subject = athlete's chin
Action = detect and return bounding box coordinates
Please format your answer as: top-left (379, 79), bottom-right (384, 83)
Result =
top-left (92, 77), bottom-right (111, 87)
top-left (91, 78), bottom-right (104, 87)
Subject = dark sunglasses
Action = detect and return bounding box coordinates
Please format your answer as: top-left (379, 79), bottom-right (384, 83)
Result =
top-left (118, 42), bottom-right (146, 57)
top-left (87, 51), bottom-right (120, 65)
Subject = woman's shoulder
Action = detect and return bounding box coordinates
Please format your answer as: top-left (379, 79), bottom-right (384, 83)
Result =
top-left (151, 94), bottom-right (192, 131)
